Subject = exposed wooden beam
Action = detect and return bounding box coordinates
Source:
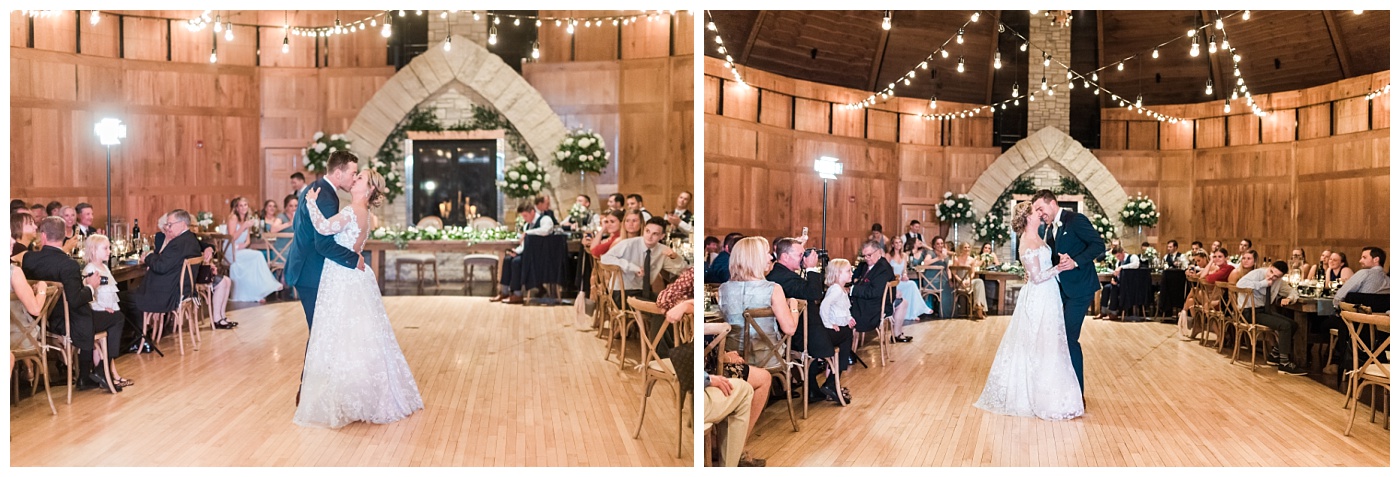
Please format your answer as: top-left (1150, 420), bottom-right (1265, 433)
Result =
top-left (866, 12), bottom-right (893, 92)
top-left (1320, 10), bottom-right (1353, 78)
top-left (738, 11), bottom-right (768, 65)
top-left (1201, 11), bottom-right (1228, 101)
top-left (984, 11), bottom-right (1002, 104)
top-left (1096, 10), bottom-right (1105, 109)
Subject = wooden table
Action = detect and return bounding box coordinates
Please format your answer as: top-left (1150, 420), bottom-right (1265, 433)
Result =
top-left (1280, 296), bottom-right (1321, 367)
top-left (363, 240), bottom-right (519, 290)
top-left (977, 271), bottom-right (1022, 315)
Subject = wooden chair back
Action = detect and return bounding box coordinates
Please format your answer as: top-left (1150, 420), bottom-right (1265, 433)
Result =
top-left (13, 280), bottom-right (61, 414)
top-left (628, 298), bottom-right (672, 369)
top-left (471, 216), bottom-right (501, 229)
top-left (1339, 311), bottom-right (1391, 383)
top-left (740, 305), bottom-right (800, 431)
top-left (948, 265), bottom-right (974, 290)
top-left (264, 232), bottom-right (295, 267)
top-left (416, 216), bottom-right (444, 230)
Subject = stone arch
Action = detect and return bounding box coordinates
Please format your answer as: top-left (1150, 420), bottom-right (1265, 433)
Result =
top-left (343, 34), bottom-right (572, 203)
top-left (966, 126), bottom-right (1130, 222)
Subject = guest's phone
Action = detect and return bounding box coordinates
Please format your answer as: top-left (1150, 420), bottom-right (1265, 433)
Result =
top-left (801, 227), bottom-right (808, 237)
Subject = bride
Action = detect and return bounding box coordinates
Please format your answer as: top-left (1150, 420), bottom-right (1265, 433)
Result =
top-left (973, 202), bottom-right (1083, 421)
top-left (293, 169), bottom-right (423, 429)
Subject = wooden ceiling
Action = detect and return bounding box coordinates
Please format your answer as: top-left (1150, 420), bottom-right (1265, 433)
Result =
top-left (705, 10), bottom-right (1389, 106)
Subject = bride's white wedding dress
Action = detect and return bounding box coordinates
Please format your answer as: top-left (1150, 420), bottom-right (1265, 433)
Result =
top-left (293, 204), bottom-right (423, 429)
top-left (974, 244), bottom-right (1084, 421)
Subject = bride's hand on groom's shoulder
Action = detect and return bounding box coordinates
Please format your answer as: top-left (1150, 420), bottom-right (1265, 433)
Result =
top-left (305, 187), bottom-right (320, 202)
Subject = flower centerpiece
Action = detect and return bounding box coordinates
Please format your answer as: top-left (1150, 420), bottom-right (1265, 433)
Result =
top-left (371, 225), bottom-right (519, 250)
top-left (567, 202), bottom-right (593, 236)
top-left (1118, 194), bottom-right (1159, 234)
top-left (974, 212), bottom-right (1010, 247)
top-left (1141, 245), bottom-right (1160, 268)
top-left (301, 132), bottom-right (353, 175)
top-left (195, 211), bottom-right (214, 230)
top-left (1000, 261), bottom-right (1026, 277)
top-left (499, 158), bottom-right (551, 199)
top-left (937, 192), bottom-right (976, 243)
top-left (1090, 213), bottom-right (1118, 243)
top-left (552, 129), bottom-right (610, 175)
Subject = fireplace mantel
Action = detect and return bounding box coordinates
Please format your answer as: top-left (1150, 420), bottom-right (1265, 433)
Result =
top-left (407, 130), bottom-right (507, 141)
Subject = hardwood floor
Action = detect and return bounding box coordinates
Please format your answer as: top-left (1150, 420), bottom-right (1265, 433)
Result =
top-left (743, 315), bottom-right (1390, 466)
top-left (9, 298), bottom-right (689, 466)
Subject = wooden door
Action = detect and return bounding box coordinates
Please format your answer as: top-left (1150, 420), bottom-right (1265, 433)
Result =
top-left (263, 148), bottom-right (305, 207)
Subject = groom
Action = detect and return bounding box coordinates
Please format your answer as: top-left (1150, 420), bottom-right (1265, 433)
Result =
top-left (1032, 189), bottom-right (1105, 393)
top-left (286, 150), bottom-right (365, 328)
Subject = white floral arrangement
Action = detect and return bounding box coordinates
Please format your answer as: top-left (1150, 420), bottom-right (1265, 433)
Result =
top-left (1141, 246), bottom-right (1159, 267)
top-left (195, 211), bottom-right (214, 228)
top-left (1118, 193), bottom-right (1159, 228)
top-left (568, 202), bottom-right (592, 225)
top-left (301, 131), bottom-right (353, 174)
top-left (1090, 213), bottom-right (1118, 242)
top-left (499, 159), bottom-right (551, 199)
top-left (553, 129), bottom-right (610, 175)
top-left (937, 192), bottom-right (976, 225)
top-left (974, 212), bottom-right (1010, 245)
top-left (371, 225), bottom-right (517, 249)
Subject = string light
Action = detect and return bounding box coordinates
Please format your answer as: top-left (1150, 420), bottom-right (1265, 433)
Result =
top-left (1208, 35), bottom-right (1217, 54)
top-left (957, 56), bottom-right (965, 73)
top-left (1190, 36), bottom-right (1200, 57)
top-left (487, 26), bottom-right (497, 45)
top-left (209, 45), bottom-right (217, 63)
top-left (971, 12), bottom-right (979, 22)
top-left (929, 96), bottom-right (937, 110)
top-left (444, 35), bottom-right (453, 51)
top-left (1205, 78), bottom-right (1213, 96)
top-left (706, 11), bottom-right (746, 86)
top-left (957, 28), bottom-right (964, 44)
top-left (1352, 10), bottom-right (1363, 14)
top-left (882, 11), bottom-right (892, 30)
top-left (89, 10), bottom-right (100, 25)
top-left (993, 52), bottom-right (1002, 69)
top-left (381, 22), bottom-right (392, 38)
top-left (1117, 62), bottom-right (1125, 71)
top-left (531, 41), bottom-right (541, 60)
top-left (1152, 47), bottom-right (1159, 59)
top-left (1242, 10), bottom-right (1250, 21)
top-left (224, 25), bottom-right (234, 42)
top-left (1364, 84), bottom-right (1390, 100)
top-left (940, 48), bottom-right (949, 59)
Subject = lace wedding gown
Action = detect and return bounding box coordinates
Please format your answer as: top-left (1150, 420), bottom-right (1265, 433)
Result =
top-left (293, 204), bottom-right (423, 429)
top-left (973, 245), bottom-right (1084, 421)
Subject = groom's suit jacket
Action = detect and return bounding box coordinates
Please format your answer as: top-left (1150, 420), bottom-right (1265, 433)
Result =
top-left (1040, 209), bottom-right (1105, 300)
top-left (285, 177), bottom-right (360, 290)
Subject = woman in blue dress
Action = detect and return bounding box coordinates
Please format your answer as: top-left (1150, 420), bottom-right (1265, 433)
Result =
top-left (910, 236), bottom-right (954, 317)
top-left (225, 197), bottom-right (283, 302)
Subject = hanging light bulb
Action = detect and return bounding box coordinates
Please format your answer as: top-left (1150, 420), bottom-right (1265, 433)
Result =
top-left (920, 60), bottom-right (929, 70)
top-left (567, 22), bottom-right (575, 34)
top-left (1047, 88), bottom-right (1054, 96)
top-left (514, 18), bottom-right (521, 26)
top-left (531, 41), bottom-right (541, 59)
top-left (1014, 99), bottom-right (1020, 106)
top-left (416, 10), bottom-right (423, 16)
top-left (882, 11), bottom-right (891, 30)
top-left (993, 52), bottom-right (1002, 69)
top-left (1190, 36), bottom-right (1200, 57)
top-left (929, 96), bottom-right (937, 110)
top-left (1215, 18), bottom-right (1224, 30)
top-left (939, 49), bottom-right (949, 59)
top-left (971, 12), bottom-right (980, 22)
top-left (1220, 39), bottom-right (1230, 50)
top-left (1117, 62), bottom-right (1125, 71)
top-left (904, 77), bottom-right (911, 85)
top-left (1042, 52), bottom-right (1050, 67)
top-left (1068, 79), bottom-right (1075, 89)
top-left (1208, 36), bottom-right (1218, 54)
top-left (89, 10), bottom-right (99, 25)
top-left (370, 19), bottom-right (376, 27)
top-left (956, 28), bottom-right (964, 44)
top-left (440, 11), bottom-right (448, 19)
top-left (381, 22), bottom-right (392, 38)
top-left (487, 26), bottom-right (497, 45)
top-left (1136, 94), bottom-right (1143, 107)
top-left (1242, 10), bottom-right (1251, 21)
top-left (1232, 90), bottom-right (1239, 100)
top-left (1040, 76), bottom-right (1048, 90)
top-left (1187, 28), bottom-right (1195, 37)
top-left (1234, 67), bottom-right (1241, 77)
top-left (1011, 82), bottom-right (1019, 97)
top-left (210, 46), bottom-right (218, 63)
top-left (397, 10), bottom-right (405, 17)
top-left (1232, 53), bottom-right (1241, 63)
top-left (1094, 88), bottom-right (1100, 95)
top-left (445, 36), bottom-right (453, 51)
top-left (1029, 93), bottom-right (1035, 102)
top-left (1020, 42), bottom-right (1028, 52)
top-left (1205, 79), bottom-right (1213, 96)
top-left (1224, 102), bottom-right (1231, 113)
top-left (1092, 72), bottom-right (1098, 81)
top-left (225, 26), bottom-right (234, 42)
top-left (1152, 47), bottom-right (1159, 59)
top-left (214, 15), bottom-right (223, 33)
top-left (957, 56), bottom-right (965, 73)
top-left (537, 19), bottom-right (543, 27)
top-left (282, 36), bottom-right (289, 54)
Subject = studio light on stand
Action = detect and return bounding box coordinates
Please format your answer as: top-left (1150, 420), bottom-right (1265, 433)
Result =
top-left (94, 118), bottom-right (126, 266)
top-left (814, 156), bottom-right (843, 250)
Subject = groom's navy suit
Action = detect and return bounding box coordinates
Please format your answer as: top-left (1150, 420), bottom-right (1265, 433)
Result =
top-left (285, 177), bottom-right (361, 328)
top-left (1039, 208), bottom-right (1105, 392)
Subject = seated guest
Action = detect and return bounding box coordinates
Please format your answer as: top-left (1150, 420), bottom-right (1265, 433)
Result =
top-left (978, 242), bottom-right (1001, 267)
top-left (197, 242), bottom-right (236, 329)
top-left (257, 200), bottom-right (279, 227)
top-left (57, 206), bottom-right (81, 252)
top-left (1099, 245), bottom-right (1139, 320)
top-left (703, 236), bottom-right (720, 268)
top-left (889, 237), bottom-right (934, 326)
top-left (1235, 261), bottom-right (1305, 375)
top-left (9, 199), bottom-right (26, 215)
top-left (135, 210), bottom-right (202, 316)
top-left (702, 369), bottom-right (757, 467)
top-left (1287, 248), bottom-right (1313, 281)
top-left (948, 242), bottom-right (986, 319)
top-left (767, 235), bottom-right (840, 402)
top-left (20, 217), bottom-right (123, 392)
top-left (626, 194), bottom-right (652, 221)
top-left (73, 203), bottom-right (97, 239)
top-left (851, 239), bottom-right (899, 341)
top-left (717, 236), bottom-right (795, 466)
top-left (1202, 249), bottom-right (1234, 309)
top-left (1228, 250), bottom-right (1258, 284)
top-left (562, 194), bottom-right (596, 231)
top-left (621, 209), bottom-right (644, 238)
top-left (1334, 246), bottom-right (1388, 307)
top-left (584, 210), bottom-right (627, 258)
top-left (1323, 251), bottom-right (1354, 287)
top-left (818, 258), bottom-right (857, 404)
top-left (605, 193), bottom-right (626, 214)
top-left (10, 233), bottom-right (46, 355)
top-left (910, 236), bottom-right (954, 317)
top-left (492, 203), bottom-right (548, 304)
top-left (867, 224), bottom-right (886, 250)
top-left (1189, 241), bottom-right (1205, 257)
top-left (45, 201), bottom-right (63, 220)
top-left (29, 203), bottom-right (46, 218)
top-left (665, 191), bottom-right (693, 238)
top-left (80, 235), bottom-right (133, 388)
top-left (1229, 238), bottom-right (1252, 265)
top-left (1177, 251), bottom-right (1213, 339)
top-left (704, 233), bottom-right (743, 284)
top-left (602, 217), bottom-right (687, 301)
top-left (903, 220), bottom-right (924, 245)
top-left (224, 197), bottom-right (282, 302)
top-left (1314, 249), bottom-right (1333, 280)
top-left (12, 213), bottom-right (37, 256)
top-left (1162, 240), bottom-right (1187, 269)
top-left (647, 267), bottom-right (696, 355)
top-left (270, 194), bottom-right (297, 265)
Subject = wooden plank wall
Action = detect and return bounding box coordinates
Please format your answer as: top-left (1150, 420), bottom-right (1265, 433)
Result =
top-left (538, 10), bottom-right (692, 63)
top-left (525, 11), bottom-right (693, 212)
top-left (702, 57), bottom-right (999, 259)
top-left (10, 10), bottom-right (392, 230)
top-left (1097, 71), bottom-right (1390, 263)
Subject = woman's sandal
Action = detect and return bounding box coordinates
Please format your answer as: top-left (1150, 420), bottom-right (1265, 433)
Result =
top-left (113, 377), bottom-right (134, 388)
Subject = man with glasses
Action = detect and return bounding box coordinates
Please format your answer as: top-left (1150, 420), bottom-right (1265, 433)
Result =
top-left (133, 210), bottom-right (203, 349)
top-left (850, 240), bottom-right (902, 343)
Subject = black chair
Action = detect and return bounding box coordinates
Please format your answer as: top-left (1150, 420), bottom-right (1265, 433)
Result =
top-left (1117, 268), bottom-right (1154, 322)
top-left (1158, 269), bottom-right (1188, 320)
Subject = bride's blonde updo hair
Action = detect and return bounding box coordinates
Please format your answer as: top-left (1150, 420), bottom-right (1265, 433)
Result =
top-left (1010, 201), bottom-right (1035, 235)
top-left (363, 169), bottom-right (387, 208)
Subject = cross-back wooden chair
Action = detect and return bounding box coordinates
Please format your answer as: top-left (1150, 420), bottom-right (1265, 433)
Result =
top-left (741, 306), bottom-right (800, 432)
top-left (1196, 280), bottom-right (1228, 349)
top-left (1338, 311), bottom-right (1390, 436)
top-left (169, 256), bottom-right (205, 355)
top-left (11, 281), bottom-right (62, 414)
top-left (702, 321), bottom-right (729, 466)
top-left (598, 263), bottom-right (639, 369)
top-left (628, 298), bottom-right (686, 458)
top-left (44, 282), bottom-right (118, 402)
top-left (1220, 283), bottom-right (1277, 368)
top-left (853, 281), bottom-right (897, 367)
top-left (913, 264), bottom-right (945, 318)
top-left (590, 256), bottom-right (614, 337)
top-left (948, 265), bottom-right (979, 319)
top-left (786, 300), bottom-right (845, 416)
top-left (263, 231), bottom-right (294, 283)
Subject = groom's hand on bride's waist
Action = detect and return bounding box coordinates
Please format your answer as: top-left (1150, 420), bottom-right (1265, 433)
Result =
top-left (356, 256), bottom-right (366, 271)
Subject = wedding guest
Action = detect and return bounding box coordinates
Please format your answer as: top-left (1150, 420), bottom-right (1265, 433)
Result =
top-left (851, 239), bottom-right (901, 341)
top-left (704, 236), bottom-right (721, 268)
top-left (562, 194), bottom-right (596, 231)
top-left (493, 203), bottom-right (545, 304)
top-left (1189, 241), bottom-right (1205, 256)
top-left (910, 236), bottom-right (953, 317)
top-left (1099, 245), bottom-right (1139, 320)
top-left (888, 236), bottom-right (934, 325)
top-left (9, 199), bottom-right (26, 215)
top-left (1203, 249), bottom-right (1234, 284)
top-left (80, 235), bottom-right (133, 388)
top-left (58, 206), bottom-right (80, 250)
top-left (767, 235), bottom-right (836, 402)
top-left (626, 194), bottom-right (652, 221)
top-left (979, 243), bottom-right (1001, 267)
top-left (1234, 238), bottom-right (1253, 262)
top-left (665, 191), bottom-right (693, 238)
top-left (606, 193), bottom-right (626, 213)
top-left (290, 172), bottom-right (307, 196)
top-left (21, 217), bottom-right (122, 392)
top-left (817, 258), bottom-right (856, 403)
top-left (1314, 249), bottom-right (1333, 280)
top-left (702, 370), bottom-right (756, 467)
top-left (45, 201), bottom-right (63, 218)
top-left (1228, 250), bottom-right (1257, 284)
top-left (269, 194), bottom-right (297, 268)
top-left (949, 242), bottom-right (987, 319)
top-left (1334, 247), bottom-right (1388, 307)
top-left (904, 220), bottom-right (924, 245)
top-left (10, 233), bottom-right (46, 356)
top-left (718, 236), bottom-right (795, 464)
top-left (135, 210), bottom-right (201, 317)
top-left (257, 200), bottom-right (279, 224)
top-left (867, 224), bottom-right (886, 250)
top-left (601, 217), bottom-right (687, 301)
top-left (12, 213), bottom-right (37, 256)
top-left (1287, 249), bottom-right (1313, 281)
top-left (705, 233), bottom-right (743, 284)
top-left (73, 203), bottom-right (97, 238)
top-left (583, 210), bottom-right (626, 257)
top-left (197, 242), bottom-right (236, 329)
top-left (1323, 252), bottom-right (1354, 287)
top-left (621, 209), bottom-right (644, 239)
top-left (1162, 240), bottom-right (1187, 269)
top-left (1177, 251), bottom-right (1213, 339)
top-left (29, 203), bottom-right (46, 218)
top-left (224, 197), bottom-right (283, 302)
top-left (1235, 261), bottom-right (1305, 375)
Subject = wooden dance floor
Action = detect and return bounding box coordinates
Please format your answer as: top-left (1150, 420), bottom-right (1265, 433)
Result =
top-left (745, 315), bottom-right (1390, 466)
top-left (9, 298), bottom-right (689, 466)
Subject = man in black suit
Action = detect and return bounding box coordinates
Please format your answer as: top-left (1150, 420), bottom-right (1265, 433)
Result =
top-left (1032, 190), bottom-right (1106, 393)
top-left (850, 240), bottom-right (900, 340)
top-left (134, 209), bottom-right (202, 325)
top-left (73, 202), bottom-right (98, 238)
top-left (665, 191), bottom-right (694, 238)
top-left (767, 236), bottom-right (838, 400)
top-left (21, 217), bottom-right (124, 392)
top-left (494, 198), bottom-right (556, 304)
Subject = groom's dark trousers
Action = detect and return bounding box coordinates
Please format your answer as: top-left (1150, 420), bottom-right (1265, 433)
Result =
top-left (1062, 293), bottom-right (1092, 391)
top-left (297, 285), bottom-right (319, 328)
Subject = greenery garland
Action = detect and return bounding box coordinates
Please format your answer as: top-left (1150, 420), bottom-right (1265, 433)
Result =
top-left (370, 105), bottom-right (540, 204)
